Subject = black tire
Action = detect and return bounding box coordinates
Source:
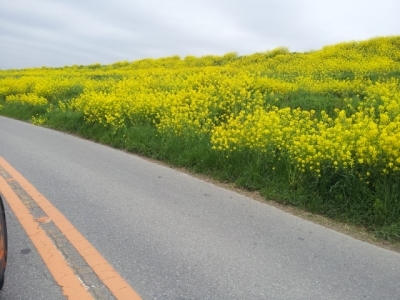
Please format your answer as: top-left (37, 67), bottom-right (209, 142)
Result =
top-left (0, 275), bottom-right (4, 290)
top-left (0, 195), bottom-right (7, 290)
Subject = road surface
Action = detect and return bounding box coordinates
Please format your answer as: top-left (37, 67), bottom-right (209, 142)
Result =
top-left (0, 116), bottom-right (399, 299)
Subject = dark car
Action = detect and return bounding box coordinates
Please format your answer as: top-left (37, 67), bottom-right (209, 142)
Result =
top-left (0, 194), bottom-right (7, 289)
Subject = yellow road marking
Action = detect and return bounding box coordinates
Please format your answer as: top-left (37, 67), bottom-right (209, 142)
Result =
top-left (0, 157), bottom-right (142, 300)
top-left (0, 175), bottom-right (93, 299)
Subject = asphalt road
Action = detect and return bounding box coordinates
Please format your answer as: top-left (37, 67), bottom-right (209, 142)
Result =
top-left (0, 116), bottom-right (399, 300)
top-left (0, 200), bottom-right (64, 300)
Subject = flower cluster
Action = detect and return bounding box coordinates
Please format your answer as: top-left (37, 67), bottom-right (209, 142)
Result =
top-left (1, 36), bottom-right (399, 177)
top-left (5, 93), bottom-right (48, 106)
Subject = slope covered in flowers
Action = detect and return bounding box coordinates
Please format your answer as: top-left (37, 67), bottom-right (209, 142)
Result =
top-left (1, 36), bottom-right (400, 239)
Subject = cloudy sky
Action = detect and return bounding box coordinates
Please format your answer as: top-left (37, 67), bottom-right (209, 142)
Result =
top-left (0, 0), bottom-right (399, 70)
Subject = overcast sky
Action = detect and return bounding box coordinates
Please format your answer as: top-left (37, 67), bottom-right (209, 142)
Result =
top-left (0, 0), bottom-right (399, 70)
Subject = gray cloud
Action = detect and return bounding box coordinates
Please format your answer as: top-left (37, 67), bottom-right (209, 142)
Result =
top-left (0, 0), bottom-right (399, 69)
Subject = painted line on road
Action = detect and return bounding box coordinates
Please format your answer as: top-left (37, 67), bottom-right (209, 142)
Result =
top-left (0, 157), bottom-right (142, 300)
top-left (0, 173), bottom-right (93, 299)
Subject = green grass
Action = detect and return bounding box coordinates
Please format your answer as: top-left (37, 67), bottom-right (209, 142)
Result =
top-left (1, 92), bottom-right (400, 243)
top-left (0, 103), bottom-right (48, 121)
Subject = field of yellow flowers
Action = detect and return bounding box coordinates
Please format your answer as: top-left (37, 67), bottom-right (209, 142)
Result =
top-left (1, 36), bottom-right (400, 240)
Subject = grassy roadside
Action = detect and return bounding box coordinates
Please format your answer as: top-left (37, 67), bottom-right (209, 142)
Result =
top-left (1, 36), bottom-right (400, 245)
top-left (1, 106), bottom-right (399, 250)
top-left (174, 169), bottom-right (400, 253)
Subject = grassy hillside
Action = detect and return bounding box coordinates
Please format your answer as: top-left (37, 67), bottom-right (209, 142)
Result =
top-left (1, 36), bottom-right (400, 241)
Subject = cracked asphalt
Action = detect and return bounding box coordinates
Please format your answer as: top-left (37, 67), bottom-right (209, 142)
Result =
top-left (1, 116), bottom-right (400, 300)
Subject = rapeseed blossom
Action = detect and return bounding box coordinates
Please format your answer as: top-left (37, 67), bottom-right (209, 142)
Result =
top-left (1, 36), bottom-right (399, 177)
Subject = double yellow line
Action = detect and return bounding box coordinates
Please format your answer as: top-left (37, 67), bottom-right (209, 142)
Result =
top-left (0, 157), bottom-right (142, 300)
